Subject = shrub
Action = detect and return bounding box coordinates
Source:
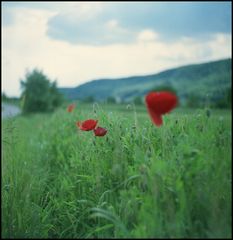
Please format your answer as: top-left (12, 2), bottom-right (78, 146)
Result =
top-left (20, 69), bottom-right (63, 113)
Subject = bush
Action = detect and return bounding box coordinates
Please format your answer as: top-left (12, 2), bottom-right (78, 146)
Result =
top-left (186, 93), bottom-right (201, 108)
top-left (20, 69), bottom-right (63, 113)
top-left (214, 87), bottom-right (232, 109)
top-left (133, 96), bottom-right (143, 105)
top-left (2, 92), bottom-right (8, 101)
top-left (151, 85), bottom-right (177, 95)
top-left (83, 96), bottom-right (95, 103)
top-left (106, 97), bottom-right (116, 104)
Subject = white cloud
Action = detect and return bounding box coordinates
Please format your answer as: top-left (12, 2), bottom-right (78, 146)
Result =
top-left (53, 2), bottom-right (105, 22)
top-left (2, 7), bottom-right (232, 97)
top-left (137, 29), bottom-right (159, 42)
top-left (106, 19), bottom-right (119, 29)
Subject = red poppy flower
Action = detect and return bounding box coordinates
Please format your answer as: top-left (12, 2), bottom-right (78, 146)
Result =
top-left (76, 119), bottom-right (98, 131)
top-left (145, 91), bottom-right (178, 127)
top-left (67, 103), bottom-right (75, 112)
top-left (94, 127), bottom-right (107, 137)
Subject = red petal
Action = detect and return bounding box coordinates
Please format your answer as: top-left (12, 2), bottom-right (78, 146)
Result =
top-left (76, 121), bottom-right (84, 130)
top-left (145, 91), bottom-right (177, 115)
top-left (94, 127), bottom-right (107, 137)
top-left (147, 107), bottom-right (163, 127)
top-left (77, 119), bottom-right (98, 131)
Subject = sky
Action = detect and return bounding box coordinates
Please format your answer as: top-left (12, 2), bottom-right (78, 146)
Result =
top-left (2, 1), bottom-right (232, 97)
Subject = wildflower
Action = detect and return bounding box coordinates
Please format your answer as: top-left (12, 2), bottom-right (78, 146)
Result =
top-left (67, 103), bottom-right (75, 112)
top-left (76, 119), bottom-right (98, 131)
top-left (94, 127), bottom-right (107, 137)
top-left (145, 91), bottom-right (178, 127)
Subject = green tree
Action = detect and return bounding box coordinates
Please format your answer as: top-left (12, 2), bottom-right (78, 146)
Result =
top-left (151, 85), bottom-right (177, 95)
top-left (49, 81), bottom-right (63, 109)
top-left (226, 87), bottom-right (232, 108)
top-left (186, 93), bottom-right (201, 108)
top-left (133, 96), bottom-right (143, 105)
top-left (83, 96), bottom-right (95, 103)
top-left (20, 69), bottom-right (63, 113)
top-left (106, 96), bottom-right (116, 104)
top-left (2, 92), bottom-right (8, 101)
top-left (213, 87), bottom-right (232, 109)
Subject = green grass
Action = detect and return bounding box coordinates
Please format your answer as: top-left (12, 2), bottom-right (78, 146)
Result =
top-left (2, 104), bottom-right (232, 238)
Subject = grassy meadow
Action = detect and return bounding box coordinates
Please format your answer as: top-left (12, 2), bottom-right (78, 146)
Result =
top-left (2, 103), bottom-right (232, 238)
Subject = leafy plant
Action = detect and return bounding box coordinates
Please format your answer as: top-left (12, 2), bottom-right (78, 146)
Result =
top-left (20, 69), bottom-right (63, 113)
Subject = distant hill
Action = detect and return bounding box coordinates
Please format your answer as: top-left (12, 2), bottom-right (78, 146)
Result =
top-left (59, 58), bottom-right (231, 105)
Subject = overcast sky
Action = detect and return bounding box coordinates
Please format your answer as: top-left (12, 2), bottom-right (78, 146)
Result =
top-left (2, 1), bottom-right (232, 97)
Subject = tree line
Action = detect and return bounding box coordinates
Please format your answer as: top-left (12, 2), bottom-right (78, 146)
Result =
top-left (2, 69), bottom-right (231, 113)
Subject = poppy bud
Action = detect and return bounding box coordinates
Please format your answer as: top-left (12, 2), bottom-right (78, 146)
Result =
top-left (94, 127), bottom-right (107, 137)
top-left (67, 103), bottom-right (75, 112)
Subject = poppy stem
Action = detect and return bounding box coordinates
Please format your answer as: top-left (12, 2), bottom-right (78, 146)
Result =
top-left (133, 103), bottom-right (138, 130)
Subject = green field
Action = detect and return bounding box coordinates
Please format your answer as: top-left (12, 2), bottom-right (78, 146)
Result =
top-left (2, 103), bottom-right (232, 238)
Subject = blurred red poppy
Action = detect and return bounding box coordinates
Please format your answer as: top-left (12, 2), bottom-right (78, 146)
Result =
top-left (145, 91), bottom-right (178, 126)
top-left (67, 103), bottom-right (75, 112)
top-left (94, 127), bottom-right (107, 137)
top-left (76, 119), bottom-right (98, 131)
